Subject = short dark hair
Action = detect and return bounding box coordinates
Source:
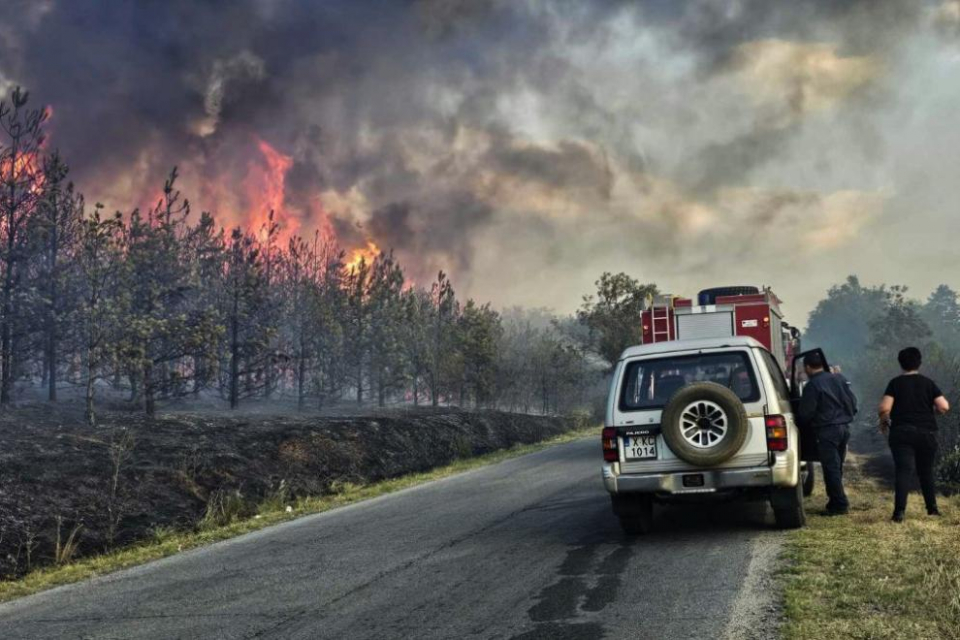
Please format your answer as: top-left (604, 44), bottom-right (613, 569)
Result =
top-left (803, 352), bottom-right (824, 369)
top-left (898, 347), bottom-right (922, 371)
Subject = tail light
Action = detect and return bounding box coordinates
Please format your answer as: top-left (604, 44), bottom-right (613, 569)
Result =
top-left (602, 427), bottom-right (618, 462)
top-left (765, 415), bottom-right (788, 452)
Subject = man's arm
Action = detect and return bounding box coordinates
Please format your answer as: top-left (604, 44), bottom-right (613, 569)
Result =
top-left (934, 395), bottom-right (950, 414)
top-left (841, 376), bottom-right (858, 416)
top-left (878, 395), bottom-right (894, 434)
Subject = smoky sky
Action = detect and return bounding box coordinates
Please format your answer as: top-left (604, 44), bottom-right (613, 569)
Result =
top-left (2, 0), bottom-right (960, 325)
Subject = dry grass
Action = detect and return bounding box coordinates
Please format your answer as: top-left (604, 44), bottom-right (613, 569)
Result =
top-left (0, 424), bottom-right (596, 603)
top-left (783, 453), bottom-right (960, 640)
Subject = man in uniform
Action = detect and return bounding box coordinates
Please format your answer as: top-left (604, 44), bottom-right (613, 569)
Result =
top-left (796, 352), bottom-right (858, 516)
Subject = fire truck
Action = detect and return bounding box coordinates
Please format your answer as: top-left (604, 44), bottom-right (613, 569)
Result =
top-left (640, 286), bottom-right (801, 371)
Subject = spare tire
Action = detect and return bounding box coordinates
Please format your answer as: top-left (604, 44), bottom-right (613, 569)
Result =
top-left (660, 382), bottom-right (749, 466)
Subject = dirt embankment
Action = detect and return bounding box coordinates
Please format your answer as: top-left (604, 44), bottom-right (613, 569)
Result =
top-left (0, 406), bottom-right (581, 578)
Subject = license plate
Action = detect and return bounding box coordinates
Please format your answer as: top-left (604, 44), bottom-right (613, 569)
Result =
top-left (622, 435), bottom-right (658, 460)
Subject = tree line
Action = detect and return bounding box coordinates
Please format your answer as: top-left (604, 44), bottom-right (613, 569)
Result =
top-left (805, 275), bottom-right (960, 483)
top-left (0, 88), bottom-right (600, 424)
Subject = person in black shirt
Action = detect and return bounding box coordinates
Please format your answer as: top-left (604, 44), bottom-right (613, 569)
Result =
top-left (796, 351), bottom-right (858, 515)
top-left (878, 347), bottom-right (951, 522)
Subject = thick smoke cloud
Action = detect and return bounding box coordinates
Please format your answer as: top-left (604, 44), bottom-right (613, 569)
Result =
top-left (1, 0), bottom-right (958, 322)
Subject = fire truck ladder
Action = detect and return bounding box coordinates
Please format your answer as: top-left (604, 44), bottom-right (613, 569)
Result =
top-left (651, 304), bottom-right (672, 342)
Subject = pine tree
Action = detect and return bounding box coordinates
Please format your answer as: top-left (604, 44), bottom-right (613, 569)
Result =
top-left (0, 87), bottom-right (48, 404)
top-left (343, 257), bottom-right (372, 404)
top-left (221, 227), bottom-right (268, 409)
top-left (368, 251), bottom-right (406, 407)
top-left (121, 169), bottom-right (223, 415)
top-left (426, 271), bottom-right (458, 407)
top-left (28, 152), bottom-right (83, 401)
top-left (456, 300), bottom-right (501, 407)
top-left (76, 205), bottom-right (125, 425)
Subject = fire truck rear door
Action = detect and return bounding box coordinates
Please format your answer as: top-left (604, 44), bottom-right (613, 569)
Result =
top-left (675, 311), bottom-right (734, 341)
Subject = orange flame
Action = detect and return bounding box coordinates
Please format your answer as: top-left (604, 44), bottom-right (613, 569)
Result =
top-left (243, 138), bottom-right (298, 245)
top-left (345, 240), bottom-right (381, 273)
top-left (0, 149), bottom-right (44, 195)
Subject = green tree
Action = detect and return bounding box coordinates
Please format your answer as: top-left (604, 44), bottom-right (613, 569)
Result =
top-left (311, 244), bottom-right (346, 408)
top-left (456, 300), bottom-right (501, 407)
top-left (222, 227), bottom-right (268, 409)
top-left (923, 285), bottom-right (960, 353)
top-left (426, 271), bottom-right (458, 406)
top-left (368, 251), bottom-right (406, 407)
top-left (401, 288), bottom-right (430, 406)
top-left (76, 205), bottom-right (126, 425)
top-left (28, 151), bottom-right (83, 400)
top-left (343, 257), bottom-right (372, 404)
top-left (0, 87), bottom-right (48, 404)
top-left (805, 275), bottom-right (888, 368)
top-left (121, 169), bottom-right (222, 415)
top-left (577, 272), bottom-right (657, 368)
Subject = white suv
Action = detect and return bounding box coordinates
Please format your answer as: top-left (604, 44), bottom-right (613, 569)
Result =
top-left (601, 336), bottom-right (816, 533)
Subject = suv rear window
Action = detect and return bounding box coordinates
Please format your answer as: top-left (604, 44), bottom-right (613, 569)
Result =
top-left (619, 351), bottom-right (760, 411)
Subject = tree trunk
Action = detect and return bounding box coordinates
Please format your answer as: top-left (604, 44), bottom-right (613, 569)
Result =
top-left (356, 362), bottom-right (363, 404)
top-left (264, 350), bottom-right (274, 399)
top-left (1, 260), bottom-right (13, 405)
top-left (129, 371), bottom-right (140, 403)
top-left (297, 345), bottom-right (306, 411)
top-left (378, 367), bottom-right (386, 407)
top-left (193, 356), bottom-right (204, 396)
top-left (229, 304), bottom-right (239, 409)
top-left (143, 361), bottom-right (155, 416)
top-left (0, 141), bottom-right (15, 407)
top-left (47, 216), bottom-right (59, 402)
top-left (413, 369), bottom-right (419, 407)
top-left (84, 354), bottom-right (96, 427)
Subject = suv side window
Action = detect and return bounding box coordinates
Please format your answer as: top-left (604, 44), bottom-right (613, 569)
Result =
top-left (759, 349), bottom-right (791, 407)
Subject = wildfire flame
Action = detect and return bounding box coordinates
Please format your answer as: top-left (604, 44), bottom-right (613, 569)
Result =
top-left (345, 240), bottom-right (382, 273)
top-left (0, 105), bottom-right (52, 196)
top-left (0, 150), bottom-right (44, 195)
top-left (245, 138), bottom-right (297, 244)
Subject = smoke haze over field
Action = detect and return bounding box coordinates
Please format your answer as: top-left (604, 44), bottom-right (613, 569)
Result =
top-left (2, 0), bottom-right (960, 324)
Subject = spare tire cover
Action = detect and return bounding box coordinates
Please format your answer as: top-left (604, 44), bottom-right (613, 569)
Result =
top-left (660, 382), bottom-right (749, 466)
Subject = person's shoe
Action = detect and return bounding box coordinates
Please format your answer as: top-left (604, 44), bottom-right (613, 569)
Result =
top-left (928, 507), bottom-right (942, 517)
top-left (821, 508), bottom-right (848, 517)
top-left (891, 511), bottom-right (905, 523)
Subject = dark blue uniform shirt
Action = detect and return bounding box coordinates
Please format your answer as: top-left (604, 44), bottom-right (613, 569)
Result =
top-left (797, 371), bottom-right (858, 428)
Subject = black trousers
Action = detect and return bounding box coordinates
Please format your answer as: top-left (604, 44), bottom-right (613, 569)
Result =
top-left (889, 425), bottom-right (939, 513)
top-left (816, 424), bottom-right (850, 512)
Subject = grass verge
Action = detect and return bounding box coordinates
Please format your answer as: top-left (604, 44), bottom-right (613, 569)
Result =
top-left (783, 454), bottom-right (960, 640)
top-left (0, 425), bottom-right (596, 604)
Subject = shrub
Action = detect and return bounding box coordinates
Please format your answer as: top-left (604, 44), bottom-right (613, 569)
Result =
top-left (199, 489), bottom-right (249, 530)
top-left (257, 480), bottom-right (290, 515)
top-left (937, 444), bottom-right (960, 490)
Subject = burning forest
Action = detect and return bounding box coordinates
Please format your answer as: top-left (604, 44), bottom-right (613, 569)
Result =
top-left (0, 87), bottom-right (597, 424)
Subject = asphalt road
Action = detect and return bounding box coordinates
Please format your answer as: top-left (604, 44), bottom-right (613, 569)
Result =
top-left (0, 437), bottom-right (784, 640)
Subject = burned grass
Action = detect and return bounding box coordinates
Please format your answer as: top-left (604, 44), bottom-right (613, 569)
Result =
top-left (0, 405), bottom-right (586, 583)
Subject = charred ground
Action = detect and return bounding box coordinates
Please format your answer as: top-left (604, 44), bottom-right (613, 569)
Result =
top-left (0, 405), bottom-right (580, 579)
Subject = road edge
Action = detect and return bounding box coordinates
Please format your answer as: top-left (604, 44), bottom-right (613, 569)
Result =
top-left (722, 531), bottom-right (785, 640)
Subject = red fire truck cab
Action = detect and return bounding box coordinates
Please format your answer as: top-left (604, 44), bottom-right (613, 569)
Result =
top-left (640, 286), bottom-right (801, 371)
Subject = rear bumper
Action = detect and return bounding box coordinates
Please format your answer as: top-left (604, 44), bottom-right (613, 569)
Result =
top-left (603, 458), bottom-right (799, 497)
